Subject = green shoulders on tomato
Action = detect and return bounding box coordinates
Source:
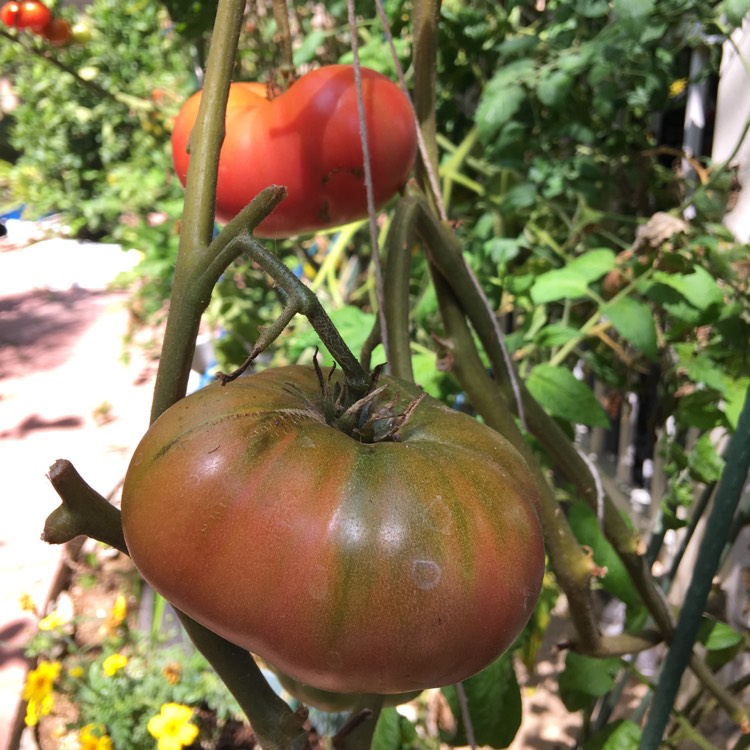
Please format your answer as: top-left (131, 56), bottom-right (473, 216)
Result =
top-left (171, 65), bottom-right (417, 239)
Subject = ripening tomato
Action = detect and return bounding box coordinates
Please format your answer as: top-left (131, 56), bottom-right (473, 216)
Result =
top-left (171, 65), bottom-right (418, 238)
top-left (0, 2), bottom-right (20, 26)
top-left (121, 366), bottom-right (545, 695)
top-left (41, 17), bottom-right (70, 45)
top-left (4, 0), bottom-right (51, 31)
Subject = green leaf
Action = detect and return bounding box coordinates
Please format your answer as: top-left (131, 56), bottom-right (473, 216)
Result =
top-left (724, 379), bottom-right (750, 430)
top-left (531, 249), bottom-right (616, 303)
top-left (697, 619), bottom-right (744, 651)
top-left (526, 365), bottom-right (610, 428)
top-left (651, 267), bottom-right (724, 311)
top-left (697, 619), bottom-right (746, 670)
top-left (567, 502), bottom-right (641, 607)
top-left (582, 719), bottom-right (641, 750)
top-left (673, 343), bottom-right (729, 391)
top-left (613, 0), bottom-right (655, 34)
top-left (372, 708), bottom-right (411, 750)
top-left (537, 70), bottom-right (573, 108)
top-left (568, 249), bottom-right (617, 282)
top-left (441, 654), bottom-right (521, 748)
top-left (559, 652), bottom-right (622, 712)
top-left (476, 60), bottom-right (534, 142)
top-left (723, 0), bottom-right (750, 27)
top-left (602, 297), bottom-right (658, 360)
top-left (531, 270), bottom-right (590, 303)
top-left (687, 433), bottom-right (725, 484)
top-left (536, 323), bottom-right (581, 347)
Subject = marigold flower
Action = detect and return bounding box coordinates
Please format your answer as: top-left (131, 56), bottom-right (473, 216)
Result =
top-left (669, 78), bottom-right (687, 98)
top-left (147, 703), bottom-right (200, 750)
top-left (22, 660), bottom-right (61, 726)
top-left (105, 593), bottom-right (128, 631)
top-left (162, 661), bottom-right (182, 685)
top-left (78, 724), bottom-right (113, 750)
top-left (38, 610), bottom-right (65, 631)
top-left (102, 653), bottom-right (128, 677)
top-left (19, 593), bottom-right (38, 614)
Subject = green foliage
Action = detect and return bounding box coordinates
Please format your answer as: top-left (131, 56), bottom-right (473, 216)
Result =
top-left (559, 652), bottom-right (624, 712)
top-left (440, 654), bottom-right (522, 748)
top-left (2, 0), bottom-right (194, 237)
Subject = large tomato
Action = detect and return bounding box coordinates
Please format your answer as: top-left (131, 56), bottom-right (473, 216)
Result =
top-left (170, 65), bottom-right (417, 238)
top-left (121, 366), bottom-right (544, 695)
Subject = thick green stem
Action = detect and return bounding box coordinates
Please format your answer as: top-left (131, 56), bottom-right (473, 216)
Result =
top-left (151, 187), bottom-right (288, 421)
top-left (215, 231), bottom-right (371, 398)
top-left (382, 197), bottom-right (419, 381)
top-left (44, 460), bottom-right (127, 553)
top-left (430, 273), bottom-right (603, 651)
top-left (150, 0), bottom-right (246, 422)
top-left (411, 0), bottom-right (441, 196)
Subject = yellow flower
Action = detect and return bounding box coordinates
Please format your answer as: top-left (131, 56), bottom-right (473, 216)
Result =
top-left (22, 660), bottom-right (61, 726)
top-left (78, 724), bottom-right (113, 750)
top-left (68, 665), bottom-right (85, 679)
top-left (147, 703), bottom-right (200, 750)
top-left (19, 593), bottom-right (38, 614)
top-left (162, 661), bottom-right (182, 685)
top-left (102, 653), bottom-right (128, 677)
top-left (105, 593), bottom-right (128, 631)
top-left (38, 610), bottom-right (65, 631)
top-left (669, 78), bottom-right (688, 98)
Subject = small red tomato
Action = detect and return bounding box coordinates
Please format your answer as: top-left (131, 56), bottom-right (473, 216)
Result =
top-left (0, 2), bottom-right (20, 27)
top-left (41, 17), bottom-right (70, 45)
top-left (16, 1), bottom-right (51, 31)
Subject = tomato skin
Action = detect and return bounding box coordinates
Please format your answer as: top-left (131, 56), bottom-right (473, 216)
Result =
top-left (41, 17), bottom-right (70, 45)
top-left (0, 2), bottom-right (20, 27)
top-left (274, 668), bottom-right (421, 713)
top-left (10, 1), bottom-right (51, 31)
top-left (171, 66), bottom-right (417, 238)
top-left (122, 366), bottom-right (544, 695)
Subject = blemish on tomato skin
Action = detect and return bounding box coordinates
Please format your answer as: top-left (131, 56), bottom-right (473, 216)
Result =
top-left (412, 559), bottom-right (442, 590)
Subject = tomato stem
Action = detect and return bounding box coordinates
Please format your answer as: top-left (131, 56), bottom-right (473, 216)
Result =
top-left (271, 0), bottom-right (295, 87)
top-left (213, 230), bottom-right (372, 400)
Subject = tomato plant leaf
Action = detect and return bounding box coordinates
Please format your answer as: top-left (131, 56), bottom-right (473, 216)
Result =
top-left (371, 707), bottom-right (418, 750)
top-left (582, 719), bottom-right (641, 750)
top-left (602, 296), bottom-right (658, 361)
top-left (559, 652), bottom-right (622, 712)
top-left (650, 267), bottom-right (724, 311)
top-left (526, 365), bottom-right (610, 428)
top-left (567, 502), bottom-right (641, 607)
top-left (687, 433), bottom-right (725, 484)
top-left (613, 0), bottom-right (655, 34)
top-left (722, 0), bottom-right (750, 27)
top-left (535, 323), bottom-right (581, 347)
top-left (476, 60), bottom-right (534, 142)
top-left (531, 249), bottom-right (615, 303)
top-left (441, 653), bottom-right (521, 748)
top-left (530, 270), bottom-right (590, 303)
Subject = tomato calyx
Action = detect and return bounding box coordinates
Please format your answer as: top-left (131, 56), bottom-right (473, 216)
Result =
top-left (314, 362), bottom-right (427, 444)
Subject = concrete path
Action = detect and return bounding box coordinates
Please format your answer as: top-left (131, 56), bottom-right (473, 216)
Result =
top-left (0, 231), bottom-right (155, 749)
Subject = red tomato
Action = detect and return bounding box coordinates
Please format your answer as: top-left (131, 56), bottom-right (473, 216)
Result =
top-left (171, 65), bottom-right (418, 238)
top-left (121, 366), bottom-right (545, 694)
top-left (9, 0), bottom-right (51, 31)
top-left (0, 2), bottom-right (20, 27)
top-left (41, 17), bottom-right (70, 45)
